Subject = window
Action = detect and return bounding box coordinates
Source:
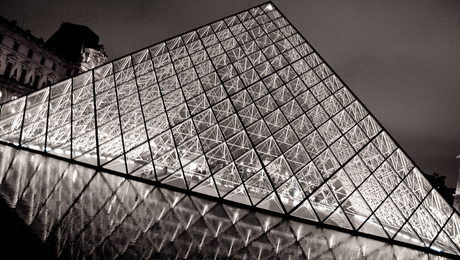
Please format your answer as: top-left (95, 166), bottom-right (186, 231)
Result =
top-left (33, 75), bottom-right (40, 89)
top-left (40, 57), bottom-right (46, 65)
top-left (52, 63), bottom-right (56, 71)
top-left (27, 50), bottom-right (33, 58)
top-left (13, 42), bottom-right (19, 51)
top-left (4, 62), bottom-right (13, 77)
top-left (19, 69), bottom-right (27, 83)
top-left (11, 96), bottom-right (17, 100)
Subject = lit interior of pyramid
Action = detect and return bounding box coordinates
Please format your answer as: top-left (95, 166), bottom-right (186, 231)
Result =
top-left (0, 3), bottom-right (459, 257)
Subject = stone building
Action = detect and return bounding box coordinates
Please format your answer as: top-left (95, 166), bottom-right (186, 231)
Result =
top-left (0, 16), bottom-right (106, 104)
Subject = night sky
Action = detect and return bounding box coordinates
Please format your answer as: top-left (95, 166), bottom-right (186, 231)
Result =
top-left (1, 0), bottom-right (459, 187)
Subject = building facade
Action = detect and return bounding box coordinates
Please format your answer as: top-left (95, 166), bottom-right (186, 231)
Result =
top-left (0, 17), bottom-right (106, 104)
top-left (0, 2), bottom-right (458, 259)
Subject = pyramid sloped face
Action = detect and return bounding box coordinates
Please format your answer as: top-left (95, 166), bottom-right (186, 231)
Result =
top-left (0, 2), bottom-right (459, 255)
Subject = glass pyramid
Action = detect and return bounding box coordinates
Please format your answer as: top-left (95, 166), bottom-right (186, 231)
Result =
top-left (0, 2), bottom-right (458, 259)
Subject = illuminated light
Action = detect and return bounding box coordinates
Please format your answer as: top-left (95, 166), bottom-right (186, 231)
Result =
top-left (91, 154), bottom-right (97, 158)
top-left (265, 4), bottom-right (273, 11)
top-left (402, 235), bottom-right (410, 240)
top-left (84, 154), bottom-right (91, 158)
top-left (55, 149), bottom-right (64, 154)
top-left (29, 145), bottom-right (40, 150)
top-left (72, 169), bottom-right (78, 183)
top-left (410, 238), bottom-right (419, 243)
top-left (129, 160), bottom-right (134, 164)
top-left (65, 150), bottom-right (71, 154)
top-left (11, 108), bottom-right (16, 113)
top-left (75, 151), bottom-right (82, 156)
top-left (202, 204), bottom-right (208, 216)
top-left (13, 142), bottom-right (19, 146)
top-left (354, 215), bottom-right (366, 221)
top-left (106, 157), bottom-right (112, 161)
top-left (190, 162), bottom-right (197, 171)
top-left (431, 246), bottom-right (441, 252)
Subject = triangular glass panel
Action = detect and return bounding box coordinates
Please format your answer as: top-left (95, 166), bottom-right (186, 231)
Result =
top-left (394, 221), bottom-right (426, 247)
top-left (313, 149), bottom-right (340, 179)
top-left (192, 176), bottom-right (219, 197)
top-left (102, 153), bottom-right (127, 174)
top-left (244, 170), bottom-right (273, 205)
top-left (423, 189), bottom-right (453, 228)
top-left (389, 181), bottom-right (420, 219)
top-left (273, 125), bottom-right (298, 153)
top-left (226, 131), bottom-right (251, 160)
top-left (264, 109), bottom-right (287, 133)
top-left (130, 161), bottom-right (155, 181)
top-left (256, 192), bottom-right (285, 214)
top-left (308, 183), bottom-right (339, 222)
top-left (407, 204), bottom-right (441, 247)
top-left (265, 156), bottom-right (292, 188)
top-left (431, 230), bottom-right (460, 255)
top-left (245, 119), bottom-right (270, 146)
top-left (149, 130), bottom-right (174, 160)
top-left (219, 114), bottom-right (243, 139)
top-left (323, 206), bottom-right (353, 230)
top-left (234, 149), bottom-right (262, 181)
top-left (358, 175), bottom-right (388, 212)
top-left (224, 184), bottom-right (251, 206)
top-left (205, 143), bottom-right (232, 174)
top-left (177, 136), bottom-right (203, 167)
top-left (192, 108), bottom-right (216, 133)
top-left (213, 163), bottom-right (243, 197)
top-left (340, 190), bottom-right (373, 231)
top-left (326, 169), bottom-right (355, 204)
top-left (372, 161), bottom-right (402, 194)
top-left (295, 162), bottom-right (324, 197)
top-left (276, 176), bottom-right (305, 212)
top-left (183, 156), bottom-right (210, 189)
top-left (255, 137), bottom-right (281, 166)
top-left (238, 104), bottom-right (261, 127)
top-left (344, 155), bottom-right (371, 186)
top-left (199, 125), bottom-right (224, 153)
top-left (374, 197), bottom-right (406, 238)
top-left (290, 199), bottom-right (318, 221)
top-left (284, 143), bottom-right (310, 173)
top-left (154, 148), bottom-right (181, 181)
top-left (255, 94), bottom-right (278, 116)
top-left (358, 214), bottom-right (390, 239)
top-left (190, 196), bottom-right (216, 217)
top-left (162, 169), bottom-right (187, 189)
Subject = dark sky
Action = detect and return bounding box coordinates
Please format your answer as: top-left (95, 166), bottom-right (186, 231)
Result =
top-left (2, 0), bottom-right (459, 187)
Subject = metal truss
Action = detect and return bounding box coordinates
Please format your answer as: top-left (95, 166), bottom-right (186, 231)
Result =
top-left (0, 2), bottom-right (459, 257)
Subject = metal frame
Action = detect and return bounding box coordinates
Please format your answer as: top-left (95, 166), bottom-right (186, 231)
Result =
top-left (0, 1), bottom-right (458, 258)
